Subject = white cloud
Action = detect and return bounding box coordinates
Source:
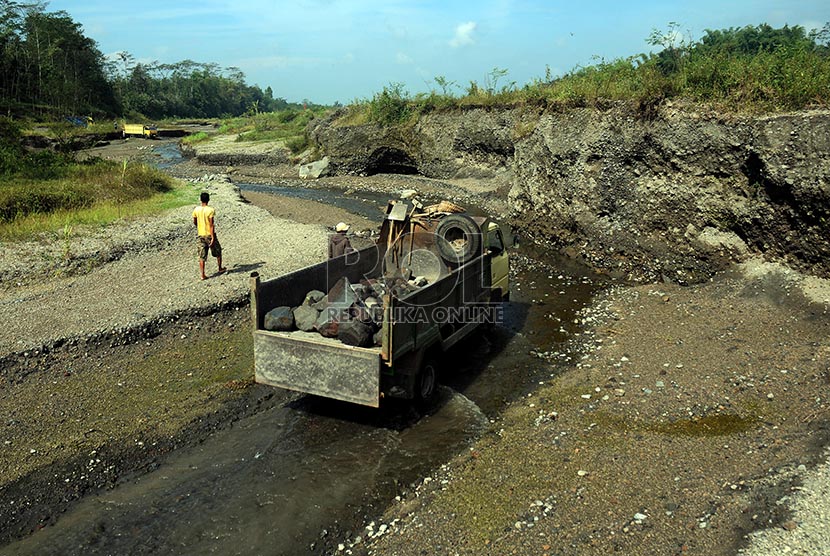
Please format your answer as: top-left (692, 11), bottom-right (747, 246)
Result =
top-left (450, 21), bottom-right (477, 48)
top-left (396, 52), bottom-right (413, 64)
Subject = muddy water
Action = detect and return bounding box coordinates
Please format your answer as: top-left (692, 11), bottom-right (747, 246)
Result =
top-left (445, 247), bottom-right (606, 416)
top-left (152, 140), bottom-right (185, 170)
top-left (3, 181), bottom-right (608, 555)
top-left (7, 392), bottom-right (488, 556)
top-left (239, 183), bottom-right (394, 222)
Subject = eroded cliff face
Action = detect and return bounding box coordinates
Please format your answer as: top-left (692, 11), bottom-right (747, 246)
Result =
top-left (309, 105), bottom-right (830, 282)
top-left (510, 107), bottom-right (830, 282)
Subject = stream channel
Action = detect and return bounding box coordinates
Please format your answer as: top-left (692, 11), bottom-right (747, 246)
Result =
top-left (3, 145), bottom-right (609, 555)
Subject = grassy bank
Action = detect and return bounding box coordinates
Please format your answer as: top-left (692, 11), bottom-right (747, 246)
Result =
top-left (0, 178), bottom-right (190, 242)
top-left (182, 108), bottom-right (325, 154)
top-left (0, 121), bottom-right (185, 240)
top-left (347, 23), bottom-right (830, 126)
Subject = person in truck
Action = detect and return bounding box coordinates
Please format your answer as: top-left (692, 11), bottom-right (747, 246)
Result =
top-left (328, 222), bottom-right (354, 259)
top-left (192, 192), bottom-right (227, 280)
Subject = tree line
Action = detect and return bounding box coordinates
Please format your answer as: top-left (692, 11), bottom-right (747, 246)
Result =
top-left (0, 1), bottom-right (295, 121)
top-left (110, 55), bottom-right (293, 120)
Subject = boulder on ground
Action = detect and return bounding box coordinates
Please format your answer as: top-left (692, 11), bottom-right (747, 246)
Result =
top-left (299, 156), bottom-right (331, 179)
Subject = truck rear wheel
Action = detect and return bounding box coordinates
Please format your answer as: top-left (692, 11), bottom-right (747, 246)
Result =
top-left (416, 358), bottom-right (439, 403)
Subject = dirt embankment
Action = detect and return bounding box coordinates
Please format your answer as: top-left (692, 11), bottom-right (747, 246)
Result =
top-left (308, 104), bottom-right (830, 284)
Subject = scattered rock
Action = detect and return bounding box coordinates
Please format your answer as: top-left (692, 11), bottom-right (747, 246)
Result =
top-left (299, 156), bottom-right (331, 179)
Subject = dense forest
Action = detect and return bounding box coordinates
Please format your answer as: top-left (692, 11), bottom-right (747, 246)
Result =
top-left (0, 1), bottom-right (296, 120)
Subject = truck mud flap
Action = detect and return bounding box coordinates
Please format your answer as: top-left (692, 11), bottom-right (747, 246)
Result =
top-left (254, 331), bottom-right (381, 407)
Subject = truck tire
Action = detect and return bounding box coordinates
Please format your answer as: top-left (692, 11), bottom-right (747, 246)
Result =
top-left (435, 214), bottom-right (481, 265)
top-left (415, 358), bottom-right (439, 403)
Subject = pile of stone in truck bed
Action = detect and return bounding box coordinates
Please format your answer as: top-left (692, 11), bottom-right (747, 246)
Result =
top-left (262, 274), bottom-right (430, 348)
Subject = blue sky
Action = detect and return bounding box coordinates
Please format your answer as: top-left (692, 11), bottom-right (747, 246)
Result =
top-left (46, 0), bottom-right (828, 105)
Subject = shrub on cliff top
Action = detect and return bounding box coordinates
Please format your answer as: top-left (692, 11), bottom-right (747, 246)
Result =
top-left (348, 22), bottom-right (830, 124)
top-left (367, 83), bottom-right (413, 125)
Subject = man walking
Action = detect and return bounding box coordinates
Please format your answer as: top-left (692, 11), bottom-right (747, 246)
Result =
top-left (193, 191), bottom-right (227, 280)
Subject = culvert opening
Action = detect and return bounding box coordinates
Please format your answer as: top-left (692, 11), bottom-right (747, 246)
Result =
top-left (365, 147), bottom-right (418, 175)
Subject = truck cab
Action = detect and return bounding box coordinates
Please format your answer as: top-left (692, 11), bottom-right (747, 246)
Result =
top-left (486, 221), bottom-right (509, 302)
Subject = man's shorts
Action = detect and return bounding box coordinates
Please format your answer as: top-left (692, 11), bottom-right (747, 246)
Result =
top-left (197, 235), bottom-right (222, 260)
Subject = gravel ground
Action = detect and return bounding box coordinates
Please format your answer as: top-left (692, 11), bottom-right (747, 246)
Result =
top-left (344, 260), bottom-right (830, 556)
top-left (741, 450), bottom-right (830, 555)
top-left (0, 177), bottom-right (328, 356)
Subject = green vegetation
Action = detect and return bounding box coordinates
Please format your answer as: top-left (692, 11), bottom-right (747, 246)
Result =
top-left (0, 116), bottom-right (182, 240)
top-left (0, 3), bottom-right (116, 117)
top-left (349, 22), bottom-right (830, 125)
top-left (180, 131), bottom-right (210, 145)
top-left (366, 83), bottom-right (414, 126)
top-left (111, 57), bottom-right (296, 120)
top-left (0, 183), bottom-right (191, 242)
top-left (199, 108), bottom-right (324, 153)
top-left (233, 109), bottom-right (318, 144)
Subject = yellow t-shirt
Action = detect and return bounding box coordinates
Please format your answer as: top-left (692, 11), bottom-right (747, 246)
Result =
top-left (192, 205), bottom-right (215, 237)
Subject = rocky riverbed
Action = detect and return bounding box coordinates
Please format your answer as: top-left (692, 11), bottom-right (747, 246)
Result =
top-left (351, 259), bottom-right (830, 556)
top-left (1, 129), bottom-right (829, 555)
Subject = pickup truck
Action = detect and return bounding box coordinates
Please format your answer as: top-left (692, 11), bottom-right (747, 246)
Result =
top-left (250, 199), bottom-right (509, 407)
top-left (122, 123), bottom-right (158, 139)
